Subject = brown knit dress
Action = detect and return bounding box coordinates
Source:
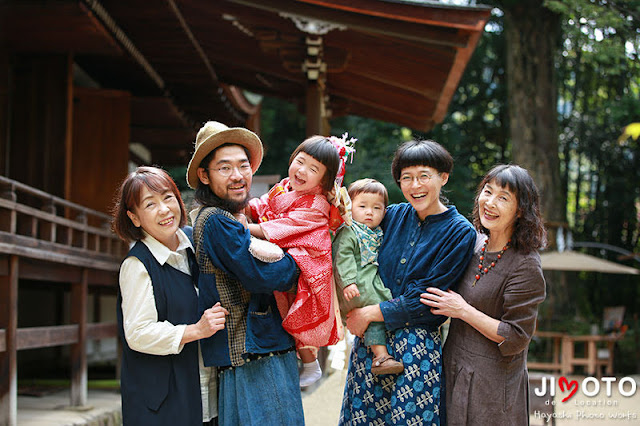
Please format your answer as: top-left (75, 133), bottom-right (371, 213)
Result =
top-left (444, 236), bottom-right (546, 425)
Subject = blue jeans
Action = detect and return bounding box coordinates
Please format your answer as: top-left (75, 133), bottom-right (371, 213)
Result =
top-left (218, 351), bottom-right (304, 425)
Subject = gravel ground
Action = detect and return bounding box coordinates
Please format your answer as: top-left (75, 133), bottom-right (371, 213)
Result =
top-left (302, 368), bottom-right (348, 426)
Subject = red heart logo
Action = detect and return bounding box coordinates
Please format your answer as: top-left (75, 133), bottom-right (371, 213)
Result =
top-left (559, 376), bottom-right (578, 402)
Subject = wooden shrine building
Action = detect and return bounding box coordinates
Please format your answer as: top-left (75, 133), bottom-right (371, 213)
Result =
top-left (0, 1), bottom-right (490, 423)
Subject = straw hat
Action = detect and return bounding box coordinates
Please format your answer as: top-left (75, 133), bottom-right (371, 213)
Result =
top-left (186, 121), bottom-right (263, 189)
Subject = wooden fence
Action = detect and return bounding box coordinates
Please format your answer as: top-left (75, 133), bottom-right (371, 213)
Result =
top-left (0, 175), bottom-right (125, 426)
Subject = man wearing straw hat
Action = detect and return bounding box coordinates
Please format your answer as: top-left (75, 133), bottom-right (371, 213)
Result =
top-left (187, 121), bottom-right (304, 425)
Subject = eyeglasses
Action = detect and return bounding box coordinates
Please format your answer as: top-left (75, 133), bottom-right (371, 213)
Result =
top-left (208, 164), bottom-right (253, 177)
top-left (398, 172), bottom-right (438, 186)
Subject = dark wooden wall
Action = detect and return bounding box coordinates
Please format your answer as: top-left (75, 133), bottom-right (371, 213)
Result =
top-left (69, 88), bottom-right (130, 215)
top-left (2, 54), bottom-right (131, 216)
top-left (7, 54), bottom-right (71, 198)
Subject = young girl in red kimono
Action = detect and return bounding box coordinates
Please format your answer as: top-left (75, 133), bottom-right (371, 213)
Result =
top-left (246, 134), bottom-right (355, 387)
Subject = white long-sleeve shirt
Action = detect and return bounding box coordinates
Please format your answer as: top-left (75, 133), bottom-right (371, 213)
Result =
top-left (119, 229), bottom-right (217, 421)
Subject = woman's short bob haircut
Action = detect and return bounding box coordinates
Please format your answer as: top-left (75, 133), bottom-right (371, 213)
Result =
top-left (289, 135), bottom-right (340, 193)
top-left (112, 166), bottom-right (187, 243)
top-left (347, 178), bottom-right (389, 207)
top-left (391, 140), bottom-right (454, 186)
top-left (472, 164), bottom-right (547, 253)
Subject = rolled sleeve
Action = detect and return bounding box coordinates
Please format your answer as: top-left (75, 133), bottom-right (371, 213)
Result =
top-left (380, 297), bottom-right (412, 329)
top-left (496, 257), bottom-right (546, 356)
top-left (119, 257), bottom-right (187, 355)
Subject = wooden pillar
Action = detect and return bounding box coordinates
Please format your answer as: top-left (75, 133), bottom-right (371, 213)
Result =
top-left (0, 53), bottom-right (8, 178)
top-left (303, 35), bottom-right (329, 137)
top-left (245, 102), bottom-right (261, 135)
top-left (561, 336), bottom-right (573, 375)
top-left (306, 81), bottom-right (323, 137)
top-left (70, 268), bottom-right (88, 406)
top-left (92, 288), bottom-right (102, 362)
top-left (0, 256), bottom-right (19, 426)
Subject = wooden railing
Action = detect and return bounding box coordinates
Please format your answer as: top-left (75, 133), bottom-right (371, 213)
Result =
top-left (0, 175), bottom-right (125, 426)
top-left (0, 175), bottom-right (126, 266)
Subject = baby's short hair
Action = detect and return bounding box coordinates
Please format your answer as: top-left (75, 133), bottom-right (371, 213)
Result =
top-left (347, 178), bottom-right (389, 207)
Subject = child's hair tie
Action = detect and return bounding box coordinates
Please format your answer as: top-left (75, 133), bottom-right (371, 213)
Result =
top-left (327, 133), bottom-right (356, 230)
top-left (328, 132), bottom-right (357, 188)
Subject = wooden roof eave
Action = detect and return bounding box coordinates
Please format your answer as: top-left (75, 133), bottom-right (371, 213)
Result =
top-left (224, 85), bottom-right (260, 116)
top-left (215, 65), bottom-right (304, 100)
top-left (85, 0), bottom-right (248, 127)
top-left (0, 1), bottom-right (122, 55)
top-left (327, 95), bottom-right (434, 131)
top-left (197, 31), bottom-right (306, 87)
top-left (332, 98), bottom-right (434, 132)
top-left (328, 72), bottom-right (437, 115)
top-left (432, 28), bottom-right (485, 124)
top-left (323, 30), bottom-right (454, 94)
top-left (224, 0), bottom-right (470, 48)
top-left (221, 0), bottom-right (490, 130)
top-left (297, 0), bottom-right (493, 31)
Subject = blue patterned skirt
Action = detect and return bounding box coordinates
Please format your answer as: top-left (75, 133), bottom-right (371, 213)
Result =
top-left (339, 326), bottom-right (443, 426)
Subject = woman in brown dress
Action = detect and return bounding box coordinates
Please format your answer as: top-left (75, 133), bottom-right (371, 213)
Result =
top-left (421, 164), bottom-right (547, 425)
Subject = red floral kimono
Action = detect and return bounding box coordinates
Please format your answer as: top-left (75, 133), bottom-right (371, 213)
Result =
top-left (249, 178), bottom-right (342, 348)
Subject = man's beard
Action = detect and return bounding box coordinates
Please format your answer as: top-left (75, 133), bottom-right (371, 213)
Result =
top-left (206, 190), bottom-right (249, 214)
top-left (215, 193), bottom-right (249, 214)
top-left (194, 181), bottom-right (250, 213)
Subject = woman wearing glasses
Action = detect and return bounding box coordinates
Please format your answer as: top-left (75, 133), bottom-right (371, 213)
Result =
top-left (340, 140), bottom-right (476, 425)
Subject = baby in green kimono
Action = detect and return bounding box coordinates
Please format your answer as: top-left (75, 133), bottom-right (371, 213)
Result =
top-left (333, 179), bottom-right (404, 375)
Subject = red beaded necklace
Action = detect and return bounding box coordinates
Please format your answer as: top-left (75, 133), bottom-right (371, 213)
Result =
top-left (472, 238), bottom-right (510, 287)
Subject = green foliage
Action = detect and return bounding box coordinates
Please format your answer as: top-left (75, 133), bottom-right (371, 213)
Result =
top-left (258, 96), bottom-right (307, 177)
top-left (530, 1), bottom-right (640, 372)
top-left (616, 327), bottom-right (640, 374)
top-left (166, 165), bottom-right (188, 191)
top-left (555, 0), bottom-right (640, 259)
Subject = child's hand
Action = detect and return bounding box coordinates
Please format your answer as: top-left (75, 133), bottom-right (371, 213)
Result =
top-left (343, 284), bottom-right (360, 301)
top-left (327, 187), bottom-right (337, 205)
top-left (234, 213), bottom-right (249, 229)
top-left (243, 205), bottom-right (254, 222)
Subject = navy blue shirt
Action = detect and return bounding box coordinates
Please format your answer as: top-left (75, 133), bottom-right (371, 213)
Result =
top-left (378, 203), bottom-right (476, 330)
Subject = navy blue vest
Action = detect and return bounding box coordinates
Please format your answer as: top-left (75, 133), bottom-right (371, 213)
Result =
top-left (117, 240), bottom-right (202, 425)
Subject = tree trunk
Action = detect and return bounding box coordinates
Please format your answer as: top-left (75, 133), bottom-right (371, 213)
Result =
top-left (503, 1), bottom-right (565, 246)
